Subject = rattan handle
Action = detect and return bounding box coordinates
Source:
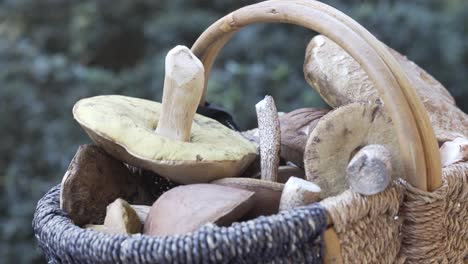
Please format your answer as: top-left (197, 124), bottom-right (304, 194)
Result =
top-left (191, 0), bottom-right (442, 192)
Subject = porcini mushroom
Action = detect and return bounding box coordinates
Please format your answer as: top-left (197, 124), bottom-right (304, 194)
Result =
top-left (86, 198), bottom-right (141, 234)
top-left (279, 108), bottom-right (329, 167)
top-left (72, 46), bottom-right (257, 184)
top-left (346, 144), bottom-right (392, 195)
top-left (60, 145), bottom-right (157, 226)
top-left (304, 35), bottom-right (468, 142)
top-left (143, 184), bottom-right (254, 236)
top-left (304, 103), bottom-right (402, 198)
top-left (440, 137), bottom-right (468, 167)
top-left (279, 177), bottom-right (321, 211)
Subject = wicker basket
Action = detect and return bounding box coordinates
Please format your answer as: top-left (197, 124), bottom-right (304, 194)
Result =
top-left (33, 1), bottom-right (468, 263)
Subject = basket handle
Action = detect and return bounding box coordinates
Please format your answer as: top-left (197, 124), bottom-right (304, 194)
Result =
top-left (191, 0), bottom-right (442, 192)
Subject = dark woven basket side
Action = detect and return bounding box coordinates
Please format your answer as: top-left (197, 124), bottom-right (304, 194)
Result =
top-left (33, 185), bottom-right (327, 264)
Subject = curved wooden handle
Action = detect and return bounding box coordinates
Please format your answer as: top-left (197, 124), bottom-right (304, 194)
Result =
top-left (191, 0), bottom-right (442, 192)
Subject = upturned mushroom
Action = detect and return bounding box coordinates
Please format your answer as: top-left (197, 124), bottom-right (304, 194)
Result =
top-left (72, 46), bottom-right (257, 184)
top-left (86, 198), bottom-right (141, 234)
top-left (304, 35), bottom-right (468, 142)
top-left (60, 145), bottom-right (157, 226)
top-left (143, 184), bottom-right (254, 236)
top-left (440, 137), bottom-right (468, 167)
top-left (279, 108), bottom-right (329, 167)
top-left (304, 103), bottom-right (402, 198)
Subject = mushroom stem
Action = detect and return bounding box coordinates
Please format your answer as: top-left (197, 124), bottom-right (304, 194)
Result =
top-left (346, 144), bottom-right (392, 195)
top-left (279, 176), bottom-right (321, 211)
top-left (440, 137), bottom-right (468, 167)
top-left (255, 96), bottom-right (281, 182)
top-left (251, 165), bottom-right (306, 183)
top-left (155, 45), bottom-right (205, 142)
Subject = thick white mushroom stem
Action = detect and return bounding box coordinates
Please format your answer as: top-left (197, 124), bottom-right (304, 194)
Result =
top-left (279, 177), bottom-right (321, 211)
top-left (156, 45), bottom-right (205, 142)
top-left (440, 137), bottom-right (468, 167)
top-left (255, 96), bottom-right (280, 182)
top-left (347, 144), bottom-right (392, 195)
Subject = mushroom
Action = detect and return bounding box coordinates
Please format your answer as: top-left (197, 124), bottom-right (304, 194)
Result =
top-left (72, 46), bottom-right (257, 184)
top-left (304, 35), bottom-right (468, 142)
top-left (440, 137), bottom-right (468, 167)
top-left (255, 95), bottom-right (281, 182)
top-left (304, 103), bottom-right (402, 198)
top-left (346, 144), bottom-right (392, 195)
top-left (279, 177), bottom-right (321, 211)
top-left (143, 184), bottom-right (254, 236)
top-left (279, 108), bottom-right (329, 167)
top-left (211, 178), bottom-right (283, 218)
top-left (86, 198), bottom-right (141, 234)
top-left (242, 107), bottom-right (329, 168)
top-left (212, 96), bottom-right (285, 218)
top-left (60, 145), bottom-right (157, 226)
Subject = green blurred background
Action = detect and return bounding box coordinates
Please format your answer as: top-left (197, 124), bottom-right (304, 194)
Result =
top-left (0, 0), bottom-right (467, 262)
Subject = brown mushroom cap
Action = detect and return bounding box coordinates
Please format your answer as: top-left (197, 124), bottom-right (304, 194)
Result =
top-left (73, 95), bottom-right (257, 184)
top-left (304, 103), bottom-right (402, 198)
top-left (211, 178), bottom-right (284, 218)
top-left (279, 108), bottom-right (329, 167)
top-left (60, 144), bottom-right (157, 226)
top-left (143, 184), bottom-right (254, 236)
top-left (304, 35), bottom-right (468, 142)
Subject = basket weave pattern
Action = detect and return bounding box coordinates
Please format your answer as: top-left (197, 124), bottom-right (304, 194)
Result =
top-left (400, 162), bottom-right (468, 263)
top-left (321, 184), bottom-right (405, 263)
top-left (33, 185), bottom-right (327, 264)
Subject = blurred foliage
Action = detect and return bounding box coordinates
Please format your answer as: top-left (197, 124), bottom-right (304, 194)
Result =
top-left (0, 0), bottom-right (467, 262)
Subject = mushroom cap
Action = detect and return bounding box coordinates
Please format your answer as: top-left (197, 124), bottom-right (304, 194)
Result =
top-left (304, 35), bottom-right (468, 142)
top-left (73, 95), bottom-right (257, 184)
top-left (143, 184), bottom-right (255, 236)
top-left (279, 108), bottom-right (329, 167)
top-left (212, 178), bottom-right (284, 218)
top-left (304, 103), bottom-right (403, 198)
top-left (60, 144), bottom-right (157, 226)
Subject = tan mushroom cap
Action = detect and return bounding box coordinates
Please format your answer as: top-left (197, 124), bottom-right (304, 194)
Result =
top-left (304, 35), bottom-right (468, 142)
top-left (143, 184), bottom-right (255, 236)
top-left (304, 103), bottom-right (403, 198)
top-left (73, 95), bottom-right (257, 184)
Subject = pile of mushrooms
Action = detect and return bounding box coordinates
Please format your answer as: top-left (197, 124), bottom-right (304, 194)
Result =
top-left (302, 35), bottom-right (468, 197)
top-left (59, 46), bottom-right (322, 236)
top-left (58, 35), bottom-right (467, 237)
